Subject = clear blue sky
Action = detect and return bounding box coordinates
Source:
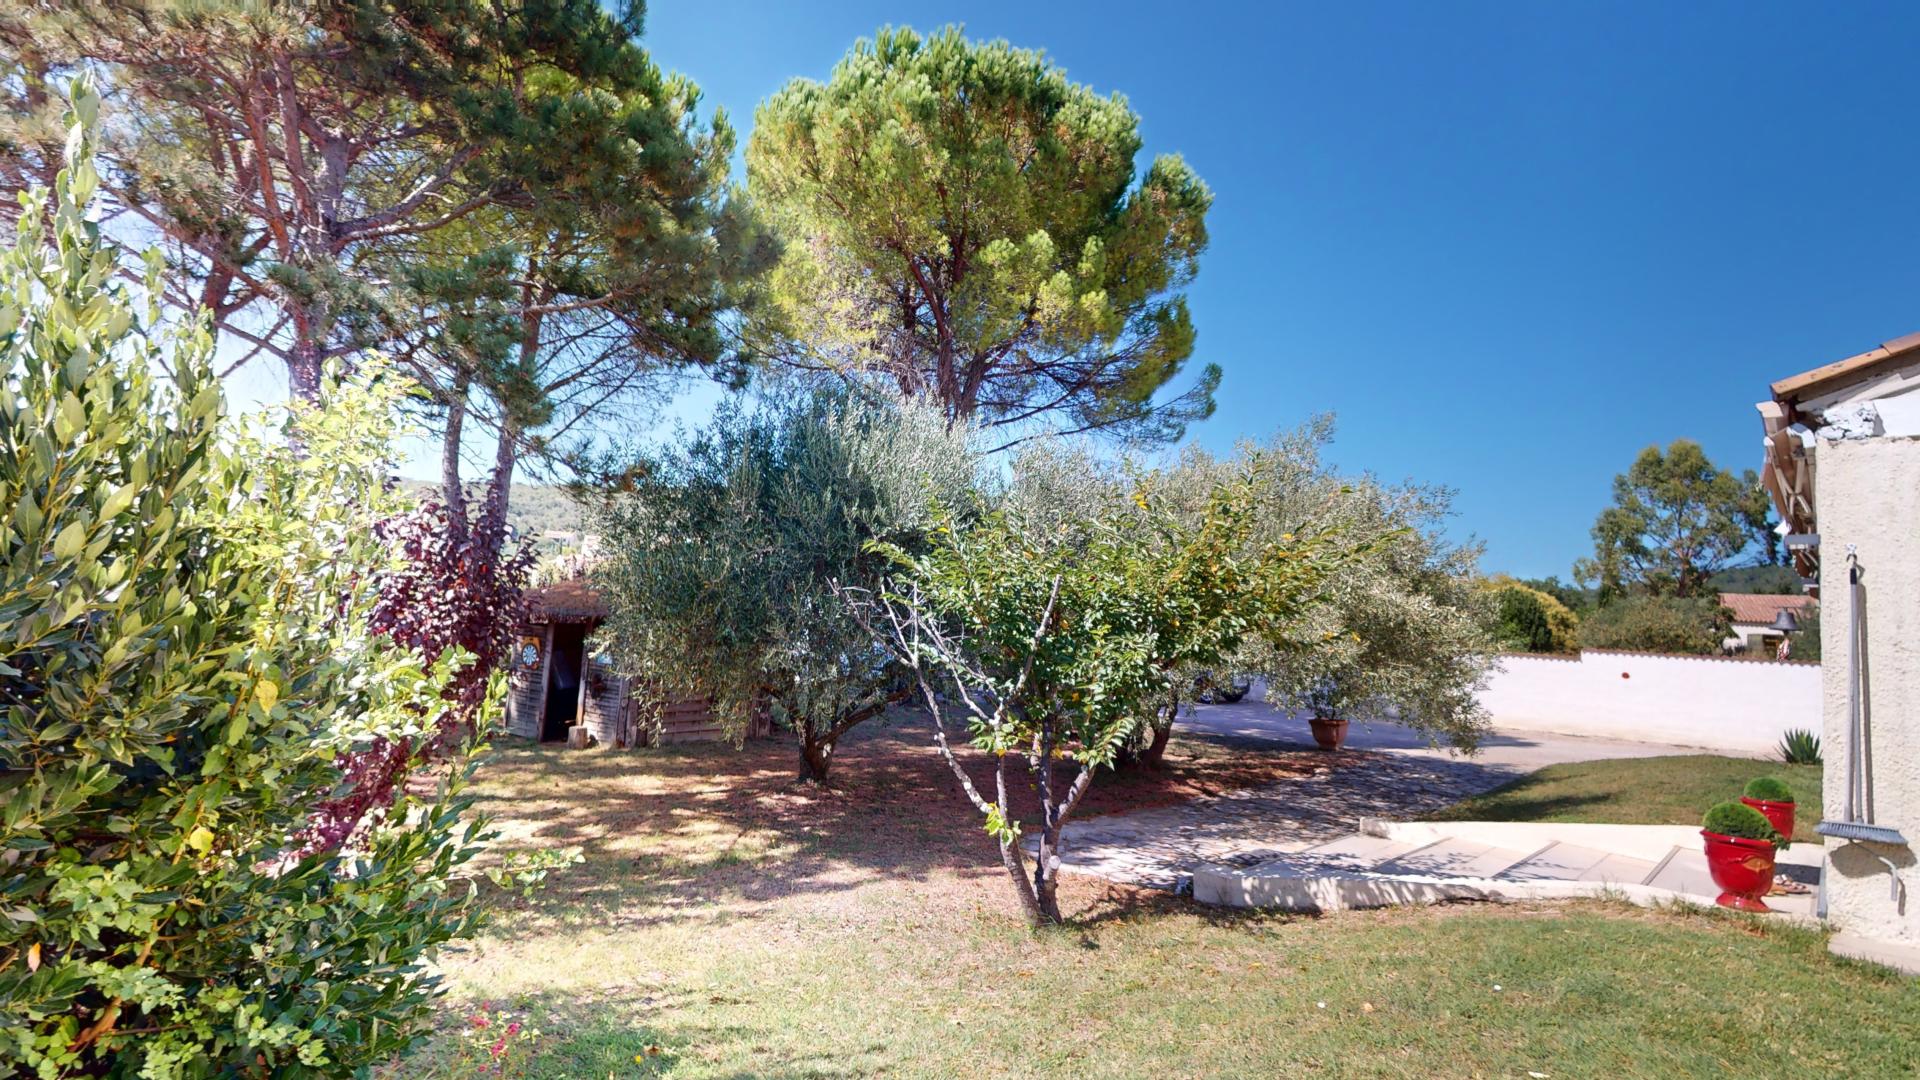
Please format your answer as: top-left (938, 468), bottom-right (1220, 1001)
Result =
top-left (638, 0), bottom-right (1920, 579)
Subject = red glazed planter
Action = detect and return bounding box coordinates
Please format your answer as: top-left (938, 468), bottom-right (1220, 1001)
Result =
top-left (1740, 797), bottom-right (1795, 843)
top-left (1309, 716), bottom-right (1349, 751)
top-left (1701, 830), bottom-right (1777, 912)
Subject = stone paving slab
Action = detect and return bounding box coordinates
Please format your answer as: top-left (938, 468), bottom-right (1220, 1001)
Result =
top-left (1379, 840), bottom-right (1531, 879)
top-left (1049, 751), bottom-right (1520, 889)
top-left (1503, 843), bottom-right (1616, 881)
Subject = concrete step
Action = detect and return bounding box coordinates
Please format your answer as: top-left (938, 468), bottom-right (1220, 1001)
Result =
top-left (1579, 852), bottom-right (1663, 885)
top-left (1645, 846), bottom-right (1717, 896)
top-left (1191, 825), bottom-right (1823, 919)
top-left (1499, 842), bottom-right (1638, 883)
top-left (1375, 838), bottom-right (1534, 879)
top-left (1296, 834), bottom-right (1424, 869)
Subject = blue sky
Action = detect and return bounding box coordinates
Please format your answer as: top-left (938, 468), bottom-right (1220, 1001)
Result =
top-left (228, 2), bottom-right (1920, 578)
top-left (641, 1), bottom-right (1920, 578)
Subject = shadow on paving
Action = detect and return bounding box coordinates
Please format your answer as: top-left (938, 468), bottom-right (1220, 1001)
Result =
top-left (1049, 746), bottom-right (1537, 888)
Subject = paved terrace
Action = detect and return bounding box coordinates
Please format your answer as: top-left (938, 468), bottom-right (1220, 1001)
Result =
top-left (1051, 702), bottom-right (1714, 890)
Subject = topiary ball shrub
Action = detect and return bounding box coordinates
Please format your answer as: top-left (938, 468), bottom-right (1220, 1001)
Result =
top-left (1703, 801), bottom-right (1784, 846)
top-left (1742, 776), bottom-right (1795, 803)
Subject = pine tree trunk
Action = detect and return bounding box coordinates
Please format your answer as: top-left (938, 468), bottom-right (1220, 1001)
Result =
top-left (287, 340), bottom-right (323, 405)
top-left (441, 372), bottom-right (471, 518)
top-left (492, 420), bottom-right (517, 493)
top-left (284, 292), bottom-right (327, 405)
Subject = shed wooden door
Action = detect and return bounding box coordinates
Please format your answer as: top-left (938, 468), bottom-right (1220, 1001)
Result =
top-left (542, 624), bottom-right (586, 741)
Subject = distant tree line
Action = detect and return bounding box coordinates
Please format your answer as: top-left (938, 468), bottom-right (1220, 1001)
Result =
top-left (1489, 438), bottom-right (1809, 657)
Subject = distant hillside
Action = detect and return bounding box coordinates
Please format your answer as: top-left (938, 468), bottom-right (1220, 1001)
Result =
top-left (402, 481), bottom-right (590, 540)
top-left (1709, 564), bottom-right (1803, 595)
top-left (503, 484), bottom-right (592, 539)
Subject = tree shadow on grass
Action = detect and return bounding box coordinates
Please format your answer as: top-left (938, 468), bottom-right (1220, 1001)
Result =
top-left (1425, 789), bottom-right (1617, 822)
top-left (1062, 878), bottom-right (1334, 937)
top-left (467, 709), bottom-right (1364, 934)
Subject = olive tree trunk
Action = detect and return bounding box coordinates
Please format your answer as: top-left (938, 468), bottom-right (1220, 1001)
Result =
top-left (798, 724), bottom-right (835, 784)
top-left (791, 693), bottom-right (905, 785)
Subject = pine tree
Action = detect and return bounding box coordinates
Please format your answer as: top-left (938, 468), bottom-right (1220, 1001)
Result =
top-left (0, 0), bottom-right (767, 504)
top-left (746, 26), bottom-right (1219, 448)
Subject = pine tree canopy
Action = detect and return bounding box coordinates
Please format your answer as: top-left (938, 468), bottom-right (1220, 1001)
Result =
top-left (745, 26), bottom-right (1219, 448)
top-left (0, 0), bottom-right (765, 422)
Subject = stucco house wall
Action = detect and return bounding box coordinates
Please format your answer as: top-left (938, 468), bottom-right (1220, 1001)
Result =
top-left (1815, 436), bottom-right (1920, 944)
top-left (1477, 651), bottom-right (1819, 754)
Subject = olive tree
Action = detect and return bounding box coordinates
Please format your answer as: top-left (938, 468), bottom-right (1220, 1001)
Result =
top-left (1155, 419), bottom-right (1496, 756)
top-left (1230, 429), bottom-right (1496, 749)
top-left (595, 392), bottom-right (976, 783)
top-left (861, 457), bottom-right (1340, 924)
top-left (0, 88), bottom-right (492, 1075)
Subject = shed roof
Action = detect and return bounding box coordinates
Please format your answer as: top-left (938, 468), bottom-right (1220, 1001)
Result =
top-left (1769, 331), bottom-right (1920, 402)
top-left (525, 579), bottom-right (608, 623)
top-left (1719, 592), bottom-right (1814, 626)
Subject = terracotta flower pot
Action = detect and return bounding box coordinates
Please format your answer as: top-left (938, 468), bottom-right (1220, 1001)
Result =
top-left (1309, 715), bottom-right (1349, 751)
top-left (1700, 830), bottom-right (1777, 912)
top-left (1740, 797), bottom-right (1795, 844)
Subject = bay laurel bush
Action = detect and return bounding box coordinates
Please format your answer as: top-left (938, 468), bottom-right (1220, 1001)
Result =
top-left (0, 83), bottom-right (490, 1077)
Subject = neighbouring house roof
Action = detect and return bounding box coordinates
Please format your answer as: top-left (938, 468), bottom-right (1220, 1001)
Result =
top-left (1719, 592), bottom-right (1815, 626)
top-left (1757, 331), bottom-right (1920, 580)
top-left (525, 579), bottom-right (608, 623)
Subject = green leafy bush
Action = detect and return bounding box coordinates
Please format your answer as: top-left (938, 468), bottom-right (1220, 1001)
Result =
top-left (0, 86), bottom-right (487, 1076)
top-left (1486, 577), bottom-right (1580, 654)
top-left (1742, 777), bottom-right (1795, 804)
top-left (1702, 801), bottom-right (1783, 846)
top-left (1578, 594), bottom-right (1732, 655)
top-left (1778, 728), bottom-right (1823, 766)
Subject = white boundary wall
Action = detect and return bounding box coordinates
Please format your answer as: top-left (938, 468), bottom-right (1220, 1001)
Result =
top-left (1477, 650), bottom-right (1821, 754)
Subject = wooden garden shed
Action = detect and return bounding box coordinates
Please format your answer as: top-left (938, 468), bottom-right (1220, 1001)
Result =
top-left (504, 580), bottom-right (747, 747)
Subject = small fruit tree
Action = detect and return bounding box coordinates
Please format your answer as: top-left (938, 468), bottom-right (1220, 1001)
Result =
top-left (862, 456), bottom-right (1340, 924)
top-left (0, 85), bottom-right (487, 1075)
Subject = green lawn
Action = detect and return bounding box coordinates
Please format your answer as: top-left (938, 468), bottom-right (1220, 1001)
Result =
top-left (419, 898), bottom-right (1915, 1080)
top-left (398, 731), bottom-right (1909, 1079)
top-left (1428, 755), bottom-right (1825, 842)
